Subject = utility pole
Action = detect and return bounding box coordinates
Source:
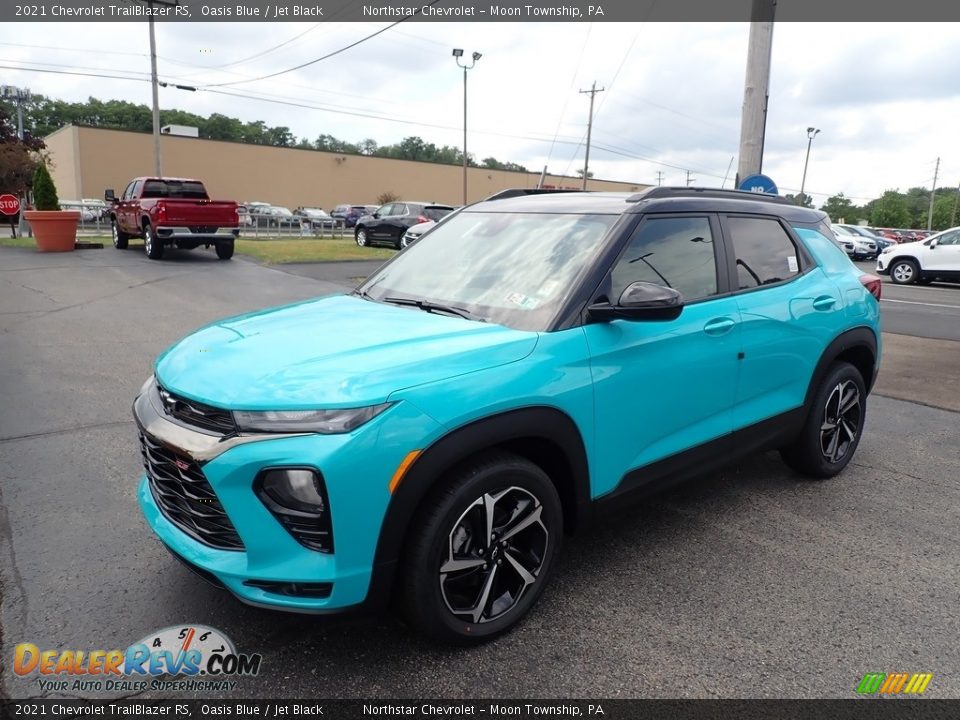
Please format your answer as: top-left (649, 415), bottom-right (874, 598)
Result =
top-left (951, 179), bottom-right (960, 227)
top-left (686, 170), bottom-right (695, 187)
top-left (655, 171), bottom-right (664, 186)
top-left (2, 85), bottom-right (31, 236)
top-left (579, 81), bottom-right (604, 190)
top-left (927, 157), bottom-right (940, 231)
top-left (148, 12), bottom-right (162, 176)
top-left (735, 0), bottom-right (776, 188)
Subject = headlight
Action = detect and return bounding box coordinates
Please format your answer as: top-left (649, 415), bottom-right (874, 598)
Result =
top-left (233, 403), bottom-right (391, 433)
top-left (881, 246), bottom-right (894, 254)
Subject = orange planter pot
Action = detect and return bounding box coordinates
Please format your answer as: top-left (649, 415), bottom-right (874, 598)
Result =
top-left (24, 210), bottom-right (81, 252)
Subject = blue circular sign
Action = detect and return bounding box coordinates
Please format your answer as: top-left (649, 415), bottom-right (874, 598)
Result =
top-left (738, 173), bottom-right (779, 195)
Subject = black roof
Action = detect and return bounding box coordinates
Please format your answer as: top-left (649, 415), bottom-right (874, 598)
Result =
top-left (470, 186), bottom-right (828, 222)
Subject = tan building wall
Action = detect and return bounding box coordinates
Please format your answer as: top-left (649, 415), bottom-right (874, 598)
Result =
top-left (45, 125), bottom-right (649, 209)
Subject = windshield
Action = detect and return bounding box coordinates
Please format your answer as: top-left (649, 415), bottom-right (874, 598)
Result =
top-left (358, 211), bottom-right (619, 331)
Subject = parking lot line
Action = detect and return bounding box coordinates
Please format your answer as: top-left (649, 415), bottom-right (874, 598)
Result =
top-left (881, 298), bottom-right (960, 310)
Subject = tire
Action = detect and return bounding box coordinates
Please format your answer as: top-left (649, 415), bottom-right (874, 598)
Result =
top-left (393, 231), bottom-right (403, 250)
top-left (111, 219), bottom-right (129, 249)
top-left (916, 277), bottom-right (934, 286)
top-left (215, 241), bottom-right (234, 260)
top-left (780, 361), bottom-right (867, 479)
top-left (143, 223), bottom-right (164, 260)
top-left (355, 227), bottom-right (368, 247)
top-left (400, 451), bottom-right (563, 645)
top-left (889, 258), bottom-right (918, 285)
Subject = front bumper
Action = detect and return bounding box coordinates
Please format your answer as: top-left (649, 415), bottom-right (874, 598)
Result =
top-left (134, 385), bottom-right (440, 613)
top-left (876, 254), bottom-right (891, 274)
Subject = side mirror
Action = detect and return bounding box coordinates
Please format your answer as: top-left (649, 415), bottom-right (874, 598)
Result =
top-left (928, 238), bottom-right (938, 248)
top-left (104, 189), bottom-right (116, 202)
top-left (373, 212), bottom-right (381, 219)
top-left (588, 282), bottom-right (684, 322)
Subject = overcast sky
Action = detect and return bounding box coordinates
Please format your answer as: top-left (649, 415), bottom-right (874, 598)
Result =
top-left (4, 19), bottom-right (959, 204)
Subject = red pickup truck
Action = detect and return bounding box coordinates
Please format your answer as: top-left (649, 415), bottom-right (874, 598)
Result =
top-left (106, 177), bottom-right (240, 260)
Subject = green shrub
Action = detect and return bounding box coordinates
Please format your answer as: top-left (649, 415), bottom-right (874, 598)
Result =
top-left (32, 163), bottom-right (59, 211)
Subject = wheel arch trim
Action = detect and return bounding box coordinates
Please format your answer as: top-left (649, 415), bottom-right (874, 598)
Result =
top-left (365, 405), bottom-right (591, 608)
top-left (804, 326), bottom-right (879, 405)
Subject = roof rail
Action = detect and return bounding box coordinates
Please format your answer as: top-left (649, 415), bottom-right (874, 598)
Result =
top-left (627, 186), bottom-right (793, 206)
top-left (483, 188), bottom-right (585, 202)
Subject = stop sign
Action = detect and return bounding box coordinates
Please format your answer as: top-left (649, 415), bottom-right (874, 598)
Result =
top-left (0, 194), bottom-right (21, 215)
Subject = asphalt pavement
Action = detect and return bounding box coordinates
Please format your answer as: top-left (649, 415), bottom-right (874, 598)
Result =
top-left (1, 245), bottom-right (959, 700)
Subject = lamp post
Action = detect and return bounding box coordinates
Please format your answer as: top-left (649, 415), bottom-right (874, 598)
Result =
top-left (799, 126), bottom-right (820, 206)
top-left (452, 49), bottom-right (481, 205)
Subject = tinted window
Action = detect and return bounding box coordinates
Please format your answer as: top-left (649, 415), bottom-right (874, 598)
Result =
top-left (121, 182), bottom-right (136, 201)
top-left (936, 229), bottom-right (959, 245)
top-left (141, 179), bottom-right (208, 200)
top-left (727, 216), bottom-right (801, 289)
top-left (424, 207), bottom-right (454, 221)
top-left (610, 216), bottom-right (717, 302)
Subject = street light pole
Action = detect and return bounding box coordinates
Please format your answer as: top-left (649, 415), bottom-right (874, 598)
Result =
top-left (452, 49), bottom-right (481, 205)
top-left (799, 126), bottom-right (820, 206)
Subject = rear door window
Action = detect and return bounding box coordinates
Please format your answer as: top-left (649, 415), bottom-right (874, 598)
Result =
top-left (725, 216), bottom-right (803, 290)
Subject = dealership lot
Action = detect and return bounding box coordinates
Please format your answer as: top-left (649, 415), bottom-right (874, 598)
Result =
top-left (1, 246), bottom-right (958, 699)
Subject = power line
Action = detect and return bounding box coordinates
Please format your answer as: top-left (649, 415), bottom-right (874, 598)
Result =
top-left (199, 8), bottom-right (438, 89)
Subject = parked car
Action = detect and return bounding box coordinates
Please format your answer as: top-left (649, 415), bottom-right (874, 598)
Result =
top-left (332, 204), bottom-right (379, 228)
top-left (81, 198), bottom-right (110, 220)
top-left (269, 206), bottom-right (300, 228)
top-left (132, 186), bottom-right (881, 643)
top-left (831, 225), bottom-right (878, 260)
top-left (293, 207), bottom-right (332, 229)
top-left (876, 225), bottom-right (960, 284)
top-left (355, 202), bottom-right (456, 249)
top-left (106, 177), bottom-right (239, 260)
top-left (59, 200), bottom-right (100, 223)
top-left (400, 206), bottom-right (458, 248)
top-left (835, 224), bottom-right (895, 253)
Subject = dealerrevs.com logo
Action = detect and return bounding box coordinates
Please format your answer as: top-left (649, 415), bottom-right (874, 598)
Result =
top-left (14, 625), bottom-right (262, 693)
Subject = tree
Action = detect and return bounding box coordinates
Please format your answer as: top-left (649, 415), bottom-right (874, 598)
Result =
top-left (576, 168), bottom-right (594, 179)
top-left (358, 138), bottom-right (378, 155)
top-left (0, 107), bottom-right (45, 195)
top-left (819, 193), bottom-right (858, 223)
top-left (785, 192), bottom-right (813, 208)
top-left (32, 162), bottom-right (59, 210)
top-left (376, 191), bottom-right (399, 205)
top-left (869, 190), bottom-right (911, 228)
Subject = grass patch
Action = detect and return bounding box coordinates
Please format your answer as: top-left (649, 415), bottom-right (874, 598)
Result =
top-left (1, 234), bottom-right (395, 264)
top-left (236, 237), bottom-right (396, 264)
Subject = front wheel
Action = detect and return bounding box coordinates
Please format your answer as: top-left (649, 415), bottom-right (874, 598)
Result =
top-left (111, 220), bottom-right (129, 249)
top-left (215, 241), bottom-right (234, 260)
top-left (355, 227), bottom-right (368, 247)
top-left (780, 361), bottom-right (866, 478)
top-left (143, 224), bottom-right (164, 260)
top-left (889, 259), bottom-right (918, 285)
top-left (400, 451), bottom-right (563, 644)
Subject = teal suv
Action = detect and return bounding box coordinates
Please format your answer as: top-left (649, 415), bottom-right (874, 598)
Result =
top-left (134, 187), bottom-right (882, 643)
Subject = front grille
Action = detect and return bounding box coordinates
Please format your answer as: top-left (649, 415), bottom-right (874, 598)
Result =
top-left (140, 431), bottom-right (244, 551)
top-left (157, 384), bottom-right (236, 435)
top-left (188, 225), bottom-right (219, 233)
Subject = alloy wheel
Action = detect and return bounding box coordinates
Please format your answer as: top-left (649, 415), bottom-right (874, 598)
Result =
top-left (892, 262), bottom-right (914, 283)
top-left (819, 380), bottom-right (861, 463)
top-left (112, 222), bottom-right (119, 247)
top-left (439, 487), bottom-right (548, 624)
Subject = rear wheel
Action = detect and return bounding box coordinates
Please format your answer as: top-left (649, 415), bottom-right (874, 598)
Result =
top-left (215, 241), bottom-right (234, 260)
top-left (890, 259), bottom-right (918, 285)
top-left (400, 451), bottom-right (562, 644)
top-left (111, 219), bottom-right (129, 249)
top-left (144, 223), bottom-right (164, 260)
top-left (780, 361), bottom-right (866, 478)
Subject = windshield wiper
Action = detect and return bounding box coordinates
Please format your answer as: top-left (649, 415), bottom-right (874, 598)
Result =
top-left (382, 296), bottom-right (483, 321)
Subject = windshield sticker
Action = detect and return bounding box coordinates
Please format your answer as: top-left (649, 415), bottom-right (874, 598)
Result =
top-left (505, 292), bottom-right (540, 310)
top-left (787, 255), bottom-right (798, 273)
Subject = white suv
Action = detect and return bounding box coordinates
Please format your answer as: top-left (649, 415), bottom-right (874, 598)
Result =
top-left (876, 226), bottom-right (960, 285)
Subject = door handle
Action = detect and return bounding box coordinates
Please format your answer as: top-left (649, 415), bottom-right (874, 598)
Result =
top-left (703, 317), bottom-right (736, 335)
top-left (813, 295), bottom-right (837, 311)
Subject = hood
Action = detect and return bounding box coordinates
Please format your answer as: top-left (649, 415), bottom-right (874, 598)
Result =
top-left (155, 294), bottom-right (537, 409)
top-left (883, 239), bottom-right (924, 252)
